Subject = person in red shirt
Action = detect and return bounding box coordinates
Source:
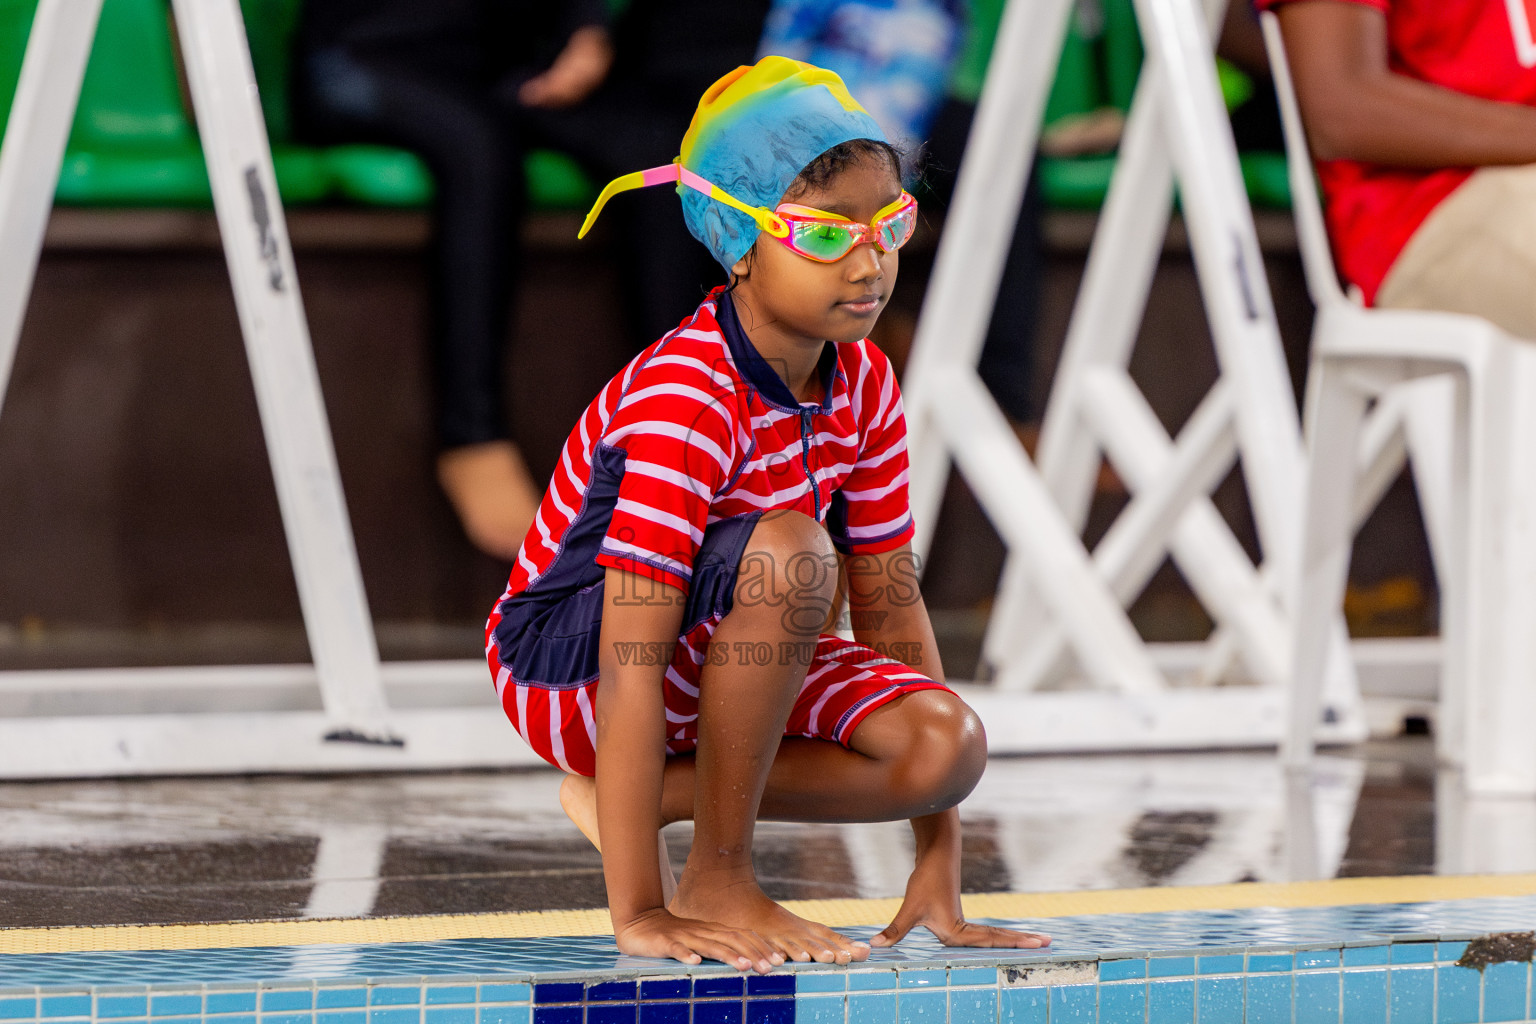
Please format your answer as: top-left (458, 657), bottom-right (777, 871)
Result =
top-left (1262, 0), bottom-right (1536, 335)
top-left (486, 57), bottom-right (1050, 970)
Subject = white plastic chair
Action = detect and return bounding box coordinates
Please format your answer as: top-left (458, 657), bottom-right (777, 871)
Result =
top-left (1264, 12), bottom-right (1536, 794)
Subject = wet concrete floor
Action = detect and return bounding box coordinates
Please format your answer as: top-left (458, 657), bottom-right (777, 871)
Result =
top-left (2, 738), bottom-right (1513, 931)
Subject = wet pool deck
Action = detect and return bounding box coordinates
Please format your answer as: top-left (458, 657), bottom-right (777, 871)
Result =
top-left (3, 742), bottom-right (1535, 1021)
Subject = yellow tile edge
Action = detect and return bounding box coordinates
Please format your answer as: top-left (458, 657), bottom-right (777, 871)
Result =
top-left (5, 874), bottom-right (1536, 955)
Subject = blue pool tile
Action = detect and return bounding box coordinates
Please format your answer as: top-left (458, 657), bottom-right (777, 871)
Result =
top-left (586, 1003), bottom-right (636, 1024)
top-left (1340, 970), bottom-right (1386, 1024)
top-left (317, 1013), bottom-right (366, 1024)
top-left (265, 1013), bottom-right (315, 1024)
top-left (1391, 942), bottom-right (1436, 964)
top-left (151, 995), bottom-right (202, 1017)
top-left (0, 998), bottom-right (35, 1021)
top-left (693, 979), bottom-right (744, 1000)
top-left (745, 999), bottom-right (792, 1024)
top-left (947, 987), bottom-right (993, 1024)
top-left (639, 984), bottom-right (690, 1003)
top-left (896, 989), bottom-right (944, 1024)
top-left (479, 1006), bottom-right (529, 1024)
top-left (845, 992), bottom-right (893, 1024)
top-left (1295, 949), bottom-right (1341, 970)
top-left (533, 1008), bottom-right (581, 1024)
top-left (96, 996), bottom-right (148, 1019)
top-left (1293, 971), bottom-right (1338, 1024)
top-left (693, 999), bottom-right (742, 1024)
top-left (1148, 978), bottom-right (1194, 1024)
top-left (791, 975), bottom-right (844, 996)
top-left (1247, 954), bottom-right (1293, 973)
top-left (845, 974), bottom-right (895, 993)
top-left (793, 996), bottom-right (842, 1024)
top-left (746, 978), bottom-right (795, 997)
top-left (1197, 955), bottom-right (1244, 976)
top-left (38, 995), bottom-right (89, 1019)
top-left (1483, 960), bottom-right (1529, 1022)
top-left (372, 990), bottom-right (422, 1008)
top-left (208, 1016), bottom-right (256, 1024)
top-left (1100, 959), bottom-right (1146, 982)
top-left (1196, 977), bottom-right (1242, 1024)
top-left (1389, 965), bottom-right (1434, 1024)
top-left (426, 990), bottom-right (477, 1008)
top-left (998, 987), bottom-right (1046, 1024)
top-left (639, 1005), bottom-right (688, 1024)
top-left (480, 988), bottom-right (531, 1006)
top-left (263, 991), bottom-right (316, 1013)
top-left (1245, 974), bottom-right (1291, 1024)
top-left (898, 972), bottom-right (946, 991)
top-left (1048, 985), bottom-right (1095, 1024)
top-left (1099, 982), bottom-right (1145, 1024)
top-left (946, 969), bottom-right (997, 989)
top-left (534, 988), bottom-right (584, 1007)
top-left (1436, 964), bottom-right (1479, 1024)
top-left (1342, 944), bottom-right (1390, 967)
top-left (1438, 941), bottom-right (1469, 962)
top-left (1148, 956), bottom-right (1195, 979)
top-left (586, 984), bottom-right (638, 1004)
top-left (369, 1008), bottom-right (421, 1024)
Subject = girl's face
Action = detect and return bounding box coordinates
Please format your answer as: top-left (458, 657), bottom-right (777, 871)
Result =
top-left (730, 153), bottom-right (903, 348)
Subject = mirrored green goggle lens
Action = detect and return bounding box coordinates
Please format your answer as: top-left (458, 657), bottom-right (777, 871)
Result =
top-left (791, 221), bottom-right (859, 260)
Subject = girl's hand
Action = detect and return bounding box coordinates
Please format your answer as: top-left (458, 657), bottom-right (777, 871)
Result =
top-left (615, 908), bottom-right (785, 974)
top-left (870, 831), bottom-right (1051, 950)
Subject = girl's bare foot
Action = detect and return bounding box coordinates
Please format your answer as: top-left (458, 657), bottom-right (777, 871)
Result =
top-left (560, 774), bottom-right (677, 902)
top-left (669, 867), bottom-right (868, 965)
top-left (436, 440), bottom-right (540, 560)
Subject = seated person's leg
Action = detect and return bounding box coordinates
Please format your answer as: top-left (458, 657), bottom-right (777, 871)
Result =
top-left (295, 52), bottom-right (540, 558)
top-left (1374, 164), bottom-right (1536, 340)
top-left (518, 91), bottom-right (723, 347)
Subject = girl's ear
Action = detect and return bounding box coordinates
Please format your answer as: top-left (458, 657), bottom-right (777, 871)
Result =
top-left (731, 244), bottom-right (755, 281)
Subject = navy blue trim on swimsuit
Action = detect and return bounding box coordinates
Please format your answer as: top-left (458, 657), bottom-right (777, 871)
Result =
top-left (716, 290), bottom-right (842, 414)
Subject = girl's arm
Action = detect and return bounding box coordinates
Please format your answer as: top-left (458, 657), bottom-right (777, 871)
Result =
top-left (595, 566), bottom-right (778, 972)
top-left (845, 545), bottom-right (942, 680)
top-left (847, 546), bottom-right (1049, 950)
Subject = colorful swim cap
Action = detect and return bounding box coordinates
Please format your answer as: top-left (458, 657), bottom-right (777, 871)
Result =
top-left (679, 57), bottom-right (887, 270)
top-left (579, 56), bottom-right (888, 272)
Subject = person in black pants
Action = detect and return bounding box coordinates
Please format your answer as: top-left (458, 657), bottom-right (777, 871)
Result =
top-left (293, 0), bottom-right (767, 559)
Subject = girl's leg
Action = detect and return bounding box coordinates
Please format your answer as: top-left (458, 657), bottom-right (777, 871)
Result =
top-left (664, 509), bottom-right (869, 963)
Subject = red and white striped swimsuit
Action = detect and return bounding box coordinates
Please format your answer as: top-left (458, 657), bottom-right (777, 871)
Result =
top-left (484, 287), bottom-right (947, 776)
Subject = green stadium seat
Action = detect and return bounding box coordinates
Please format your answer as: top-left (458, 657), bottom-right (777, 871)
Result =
top-left (0, 0), bottom-right (33, 130)
top-left (1241, 151), bottom-right (1291, 208)
top-left (45, 0), bottom-right (327, 205)
top-left (324, 144), bottom-right (433, 207)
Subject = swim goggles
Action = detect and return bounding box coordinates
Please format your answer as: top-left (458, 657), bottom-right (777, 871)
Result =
top-left (579, 161), bottom-right (918, 264)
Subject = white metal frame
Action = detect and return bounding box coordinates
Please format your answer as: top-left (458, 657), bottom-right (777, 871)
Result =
top-left (0, 0), bottom-right (523, 778)
top-left (903, 0), bottom-right (1367, 750)
top-left (1263, 12), bottom-right (1536, 795)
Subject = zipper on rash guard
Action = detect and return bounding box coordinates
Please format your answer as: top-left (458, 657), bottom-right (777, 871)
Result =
top-left (799, 407), bottom-right (820, 520)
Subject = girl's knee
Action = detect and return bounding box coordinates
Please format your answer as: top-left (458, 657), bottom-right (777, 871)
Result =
top-left (733, 510), bottom-right (839, 637)
top-left (873, 693), bottom-right (988, 806)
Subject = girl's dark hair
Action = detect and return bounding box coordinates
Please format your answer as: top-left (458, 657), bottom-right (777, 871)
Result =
top-left (782, 138), bottom-right (904, 201)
